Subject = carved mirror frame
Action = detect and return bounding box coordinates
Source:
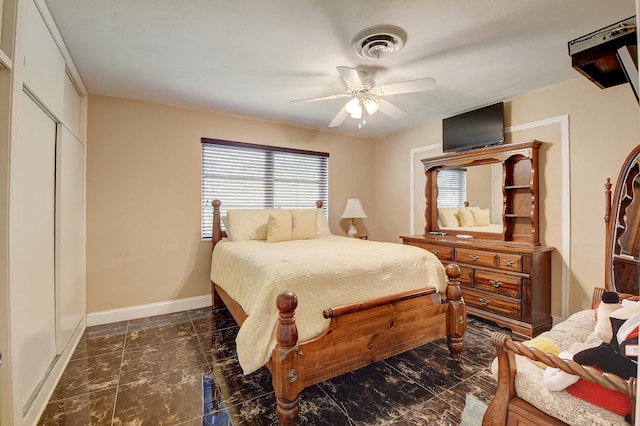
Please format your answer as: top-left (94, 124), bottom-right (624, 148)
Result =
top-left (605, 144), bottom-right (640, 294)
top-left (422, 140), bottom-right (541, 244)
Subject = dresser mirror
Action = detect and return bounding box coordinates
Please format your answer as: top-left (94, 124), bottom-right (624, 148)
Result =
top-left (436, 162), bottom-right (503, 233)
top-left (422, 140), bottom-right (541, 244)
top-left (606, 144), bottom-right (640, 294)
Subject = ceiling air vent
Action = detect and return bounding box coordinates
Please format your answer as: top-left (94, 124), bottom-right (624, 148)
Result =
top-left (568, 16), bottom-right (637, 91)
top-left (352, 25), bottom-right (407, 60)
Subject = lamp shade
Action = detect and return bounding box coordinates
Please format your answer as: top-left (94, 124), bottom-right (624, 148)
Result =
top-left (341, 198), bottom-right (368, 219)
top-left (364, 98), bottom-right (379, 115)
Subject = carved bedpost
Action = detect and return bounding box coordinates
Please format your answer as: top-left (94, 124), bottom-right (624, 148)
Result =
top-left (212, 199), bottom-right (222, 247)
top-left (482, 332), bottom-right (516, 425)
top-left (445, 263), bottom-right (466, 358)
top-left (211, 200), bottom-right (224, 308)
top-left (604, 178), bottom-right (612, 226)
top-left (273, 291), bottom-right (303, 425)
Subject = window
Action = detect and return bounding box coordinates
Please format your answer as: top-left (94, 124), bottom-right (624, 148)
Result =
top-left (436, 168), bottom-right (466, 207)
top-left (201, 138), bottom-right (329, 239)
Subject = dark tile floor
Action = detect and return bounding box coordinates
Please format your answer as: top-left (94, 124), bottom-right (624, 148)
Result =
top-left (37, 307), bottom-right (519, 425)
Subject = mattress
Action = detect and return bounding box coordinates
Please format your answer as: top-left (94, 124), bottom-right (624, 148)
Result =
top-left (210, 235), bottom-right (447, 374)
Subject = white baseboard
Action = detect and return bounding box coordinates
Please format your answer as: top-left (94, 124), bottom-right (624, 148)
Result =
top-left (86, 294), bottom-right (212, 326)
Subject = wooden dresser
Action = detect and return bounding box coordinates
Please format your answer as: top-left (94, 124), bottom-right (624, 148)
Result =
top-left (402, 235), bottom-right (553, 337)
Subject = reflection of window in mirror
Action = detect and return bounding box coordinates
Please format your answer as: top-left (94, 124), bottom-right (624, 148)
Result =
top-left (437, 168), bottom-right (466, 207)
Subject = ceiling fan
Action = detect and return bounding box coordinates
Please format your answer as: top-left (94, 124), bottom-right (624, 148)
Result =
top-left (291, 66), bottom-right (436, 128)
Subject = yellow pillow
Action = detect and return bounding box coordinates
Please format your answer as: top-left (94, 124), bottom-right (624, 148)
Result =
top-left (438, 207), bottom-right (460, 227)
top-left (457, 208), bottom-right (475, 227)
top-left (526, 336), bottom-right (560, 369)
top-left (471, 208), bottom-right (491, 226)
top-left (291, 208), bottom-right (332, 236)
top-left (266, 210), bottom-right (292, 243)
top-left (291, 210), bottom-right (318, 240)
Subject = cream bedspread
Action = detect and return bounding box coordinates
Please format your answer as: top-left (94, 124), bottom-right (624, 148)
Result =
top-left (210, 235), bottom-right (447, 374)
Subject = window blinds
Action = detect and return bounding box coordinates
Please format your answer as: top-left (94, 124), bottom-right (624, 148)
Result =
top-left (436, 168), bottom-right (467, 207)
top-left (201, 139), bottom-right (329, 239)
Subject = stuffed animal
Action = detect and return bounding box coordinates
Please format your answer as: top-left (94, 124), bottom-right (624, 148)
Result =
top-left (542, 293), bottom-right (639, 423)
top-left (594, 291), bottom-right (622, 343)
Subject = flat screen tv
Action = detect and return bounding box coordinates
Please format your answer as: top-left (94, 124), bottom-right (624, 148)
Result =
top-left (442, 102), bottom-right (505, 153)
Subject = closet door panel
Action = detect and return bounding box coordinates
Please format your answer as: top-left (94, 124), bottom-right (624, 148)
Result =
top-left (55, 126), bottom-right (85, 351)
top-left (12, 92), bottom-right (57, 410)
top-left (22, 0), bottom-right (64, 117)
top-left (63, 73), bottom-right (81, 136)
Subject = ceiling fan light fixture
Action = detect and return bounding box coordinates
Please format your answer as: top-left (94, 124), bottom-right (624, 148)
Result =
top-left (345, 97), bottom-right (361, 115)
top-left (364, 98), bottom-right (379, 115)
top-left (350, 104), bottom-right (363, 119)
top-left (352, 25), bottom-right (407, 60)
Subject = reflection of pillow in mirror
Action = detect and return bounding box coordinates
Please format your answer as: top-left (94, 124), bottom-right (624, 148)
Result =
top-left (471, 208), bottom-right (491, 226)
top-left (438, 207), bottom-right (460, 227)
top-left (458, 208), bottom-right (475, 227)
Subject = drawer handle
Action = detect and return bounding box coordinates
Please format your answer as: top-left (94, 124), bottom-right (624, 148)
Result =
top-left (503, 259), bottom-right (515, 266)
top-left (490, 279), bottom-right (503, 288)
top-left (478, 297), bottom-right (491, 306)
top-left (432, 249), bottom-right (440, 255)
top-left (469, 255), bottom-right (479, 261)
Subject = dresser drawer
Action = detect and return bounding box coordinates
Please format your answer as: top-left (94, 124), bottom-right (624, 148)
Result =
top-left (412, 243), bottom-right (454, 261)
top-left (497, 253), bottom-right (523, 272)
top-left (463, 288), bottom-right (521, 321)
top-left (456, 247), bottom-right (496, 268)
top-left (475, 271), bottom-right (521, 298)
top-left (456, 265), bottom-right (474, 288)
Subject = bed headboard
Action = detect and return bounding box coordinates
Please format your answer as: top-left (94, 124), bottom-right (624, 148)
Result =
top-left (210, 200), bottom-right (324, 249)
top-left (604, 144), bottom-right (640, 295)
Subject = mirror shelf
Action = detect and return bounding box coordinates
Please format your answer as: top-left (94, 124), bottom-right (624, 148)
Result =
top-left (422, 140), bottom-right (542, 244)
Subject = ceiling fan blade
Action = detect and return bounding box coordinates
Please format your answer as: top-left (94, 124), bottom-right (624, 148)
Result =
top-left (290, 93), bottom-right (350, 103)
top-left (336, 66), bottom-right (364, 90)
top-left (328, 106), bottom-right (350, 127)
top-left (377, 77), bottom-right (436, 96)
top-left (376, 98), bottom-right (406, 120)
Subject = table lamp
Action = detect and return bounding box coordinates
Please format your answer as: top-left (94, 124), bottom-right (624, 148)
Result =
top-left (341, 198), bottom-right (367, 238)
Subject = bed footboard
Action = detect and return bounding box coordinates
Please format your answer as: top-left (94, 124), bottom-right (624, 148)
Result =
top-left (271, 263), bottom-right (466, 425)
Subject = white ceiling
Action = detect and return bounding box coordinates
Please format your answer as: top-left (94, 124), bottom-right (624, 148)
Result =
top-left (43, 0), bottom-right (636, 139)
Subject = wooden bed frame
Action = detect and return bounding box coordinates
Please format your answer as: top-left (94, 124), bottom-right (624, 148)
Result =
top-left (482, 145), bottom-right (640, 426)
top-left (209, 200), bottom-right (467, 424)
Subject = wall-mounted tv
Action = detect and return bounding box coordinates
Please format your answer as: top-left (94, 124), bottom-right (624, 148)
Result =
top-left (442, 102), bottom-right (505, 153)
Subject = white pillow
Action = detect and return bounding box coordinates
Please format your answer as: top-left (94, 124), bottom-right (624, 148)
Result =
top-left (221, 215), bottom-right (230, 238)
top-left (316, 208), bottom-right (332, 236)
top-left (226, 209), bottom-right (272, 241)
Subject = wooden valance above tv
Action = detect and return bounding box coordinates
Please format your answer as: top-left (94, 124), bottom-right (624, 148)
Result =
top-left (422, 140), bottom-right (542, 244)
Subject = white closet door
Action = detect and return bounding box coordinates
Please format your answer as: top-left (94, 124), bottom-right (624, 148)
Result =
top-left (55, 126), bottom-right (85, 351)
top-left (11, 92), bottom-right (57, 411)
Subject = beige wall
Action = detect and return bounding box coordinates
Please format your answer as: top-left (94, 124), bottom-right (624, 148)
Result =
top-left (86, 96), bottom-right (375, 312)
top-left (374, 77), bottom-right (640, 317)
top-left (88, 76), bottom-right (638, 316)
